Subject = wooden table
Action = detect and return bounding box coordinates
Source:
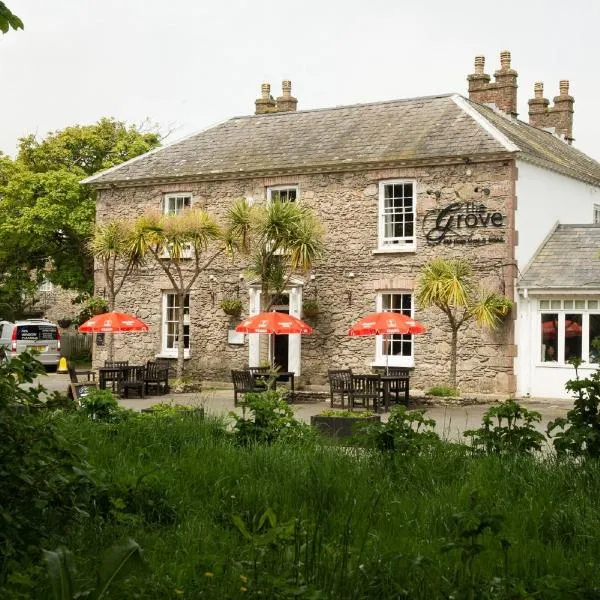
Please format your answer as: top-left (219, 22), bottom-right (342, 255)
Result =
top-left (251, 371), bottom-right (295, 393)
top-left (98, 366), bottom-right (128, 393)
top-left (379, 374), bottom-right (410, 412)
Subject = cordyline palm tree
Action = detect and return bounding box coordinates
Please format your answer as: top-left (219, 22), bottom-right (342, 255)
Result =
top-left (128, 208), bottom-right (238, 379)
top-left (90, 219), bottom-right (142, 361)
top-left (416, 258), bottom-right (512, 390)
top-left (227, 198), bottom-right (324, 311)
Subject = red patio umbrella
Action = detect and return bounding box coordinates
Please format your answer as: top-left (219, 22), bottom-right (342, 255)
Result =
top-left (235, 311), bottom-right (312, 368)
top-left (78, 311), bottom-right (149, 333)
top-left (348, 311), bottom-right (426, 373)
top-left (348, 312), bottom-right (426, 336)
top-left (236, 311), bottom-right (312, 335)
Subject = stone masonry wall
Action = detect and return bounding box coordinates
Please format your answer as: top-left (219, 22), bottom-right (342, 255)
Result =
top-left (94, 158), bottom-right (516, 393)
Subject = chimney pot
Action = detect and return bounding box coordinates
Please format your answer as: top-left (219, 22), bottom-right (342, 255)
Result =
top-left (474, 56), bottom-right (485, 74)
top-left (255, 82), bottom-right (276, 114)
top-left (559, 80), bottom-right (570, 96)
top-left (500, 50), bottom-right (511, 70)
top-left (282, 80), bottom-right (292, 98)
top-left (275, 80), bottom-right (298, 113)
top-left (534, 82), bottom-right (544, 99)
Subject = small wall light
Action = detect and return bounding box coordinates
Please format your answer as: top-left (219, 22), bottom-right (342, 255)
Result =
top-left (347, 272), bottom-right (355, 278)
top-left (239, 274), bottom-right (245, 280)
top-left (310, 274), bottom-right (316, 281)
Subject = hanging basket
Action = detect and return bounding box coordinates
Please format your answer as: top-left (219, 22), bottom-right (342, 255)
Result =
top-left (220, 298), bottom-right (243, 318)
top-left (302, 300), bottom-right (320, 319)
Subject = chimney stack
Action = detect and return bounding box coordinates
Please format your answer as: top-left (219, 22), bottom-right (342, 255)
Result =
top-left (255, 83), bottom-right (276, 115)
top-left (467, 51), bottom-right (518, 117)
top-left (527, 80), bottom-right (574, 144)
top-left (276, 80), bottom-right (298, 112)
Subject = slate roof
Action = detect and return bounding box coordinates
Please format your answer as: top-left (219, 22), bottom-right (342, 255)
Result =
top-left (471, 103), bottom-right (600, 186)
top-left (518, 224), bottom-right (600, 290)
top-left (83, 93), bottom-right (600, 187)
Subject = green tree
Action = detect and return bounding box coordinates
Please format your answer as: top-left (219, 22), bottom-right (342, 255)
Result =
top-left (0, 119), bottom-right (160, 317)
top-left (129, 208), bottom-right (242, 378)
top-left (0, 2), bottom-right (22, 33)
top-left (227, 198), bottom-right (324, 311)
top-left (416, 258), bottom-right (512, 389)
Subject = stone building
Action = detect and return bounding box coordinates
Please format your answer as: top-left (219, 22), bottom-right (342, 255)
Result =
top-left (83, 51), bottom-right (600, 397)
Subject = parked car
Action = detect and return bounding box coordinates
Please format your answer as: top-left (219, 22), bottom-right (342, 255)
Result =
top-left (0, 319), bottom-right (61, 370)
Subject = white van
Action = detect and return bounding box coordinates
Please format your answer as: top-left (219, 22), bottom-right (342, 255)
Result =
top-left (0, 319), bottom-right (61, 370)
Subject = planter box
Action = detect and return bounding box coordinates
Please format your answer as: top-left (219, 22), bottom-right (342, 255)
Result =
top-left (310, 414), bottom-right (381, 439)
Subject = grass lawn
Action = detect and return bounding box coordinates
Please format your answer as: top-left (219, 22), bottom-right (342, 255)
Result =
top-left (40, 411), bottom-right (600, 599)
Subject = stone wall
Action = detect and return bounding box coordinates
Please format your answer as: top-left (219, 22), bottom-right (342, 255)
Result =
top-left (94, 157), bottom-right (516, 393)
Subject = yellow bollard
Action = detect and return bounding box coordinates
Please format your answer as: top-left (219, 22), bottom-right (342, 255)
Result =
top-left (57, 356), bottom-right (68, 374)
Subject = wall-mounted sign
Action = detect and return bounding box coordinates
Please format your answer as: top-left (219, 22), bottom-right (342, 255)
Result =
top-left (228, 330), bottom-right (245, 345)
top-left (422, 202), bottom-right (505, 246)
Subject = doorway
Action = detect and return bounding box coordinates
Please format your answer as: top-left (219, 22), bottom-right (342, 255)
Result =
top-left (271, 294), bottom-right (289, 372)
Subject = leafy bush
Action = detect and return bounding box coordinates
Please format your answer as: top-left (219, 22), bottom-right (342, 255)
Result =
top-left (79, 388), bottom-right (122, 421)
top-left (464, 400), bottom-right (546, 455)
top-left (357, 405), bottom-right (440, 453)
top-left (427, 385), bottom-right (459, 397)
top-left (0, 353), bottom-right (96, 585)
top-left (230, 390), bottom-right (314, 445)
top-left (548, 364), bottom-right (600, 458)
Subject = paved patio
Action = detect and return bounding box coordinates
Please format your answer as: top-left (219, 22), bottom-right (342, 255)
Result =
top-left (35, 372), bottom-right (573, 443)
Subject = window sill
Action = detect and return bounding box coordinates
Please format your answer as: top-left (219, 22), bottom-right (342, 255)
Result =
top-left (371, 359), bottom-right (414, 369)
top-left (372, 246), bottom-right (416, 255)
top-left (156, 352), bottom-right (191, 360)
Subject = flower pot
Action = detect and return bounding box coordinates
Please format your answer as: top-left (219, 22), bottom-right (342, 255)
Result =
top-left (310, 414), bottom-right (380, 439)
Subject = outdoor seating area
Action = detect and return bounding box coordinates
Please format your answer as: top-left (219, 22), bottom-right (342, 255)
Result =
top-left (97, 360), bottom-right (170, 398)
top-left (231, 367), bottom-right (296, 406)
top-left (328, 367), bottom-right (410, 412)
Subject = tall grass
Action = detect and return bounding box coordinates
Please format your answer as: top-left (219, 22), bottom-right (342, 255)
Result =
top-left (49, 413), bottom-right (600, 598)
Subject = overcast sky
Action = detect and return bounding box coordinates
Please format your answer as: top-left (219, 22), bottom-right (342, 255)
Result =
top-left (2, 0), bottom-right (600, 161)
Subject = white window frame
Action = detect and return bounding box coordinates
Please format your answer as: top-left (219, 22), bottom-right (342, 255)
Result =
top-left (594, 204), bottom-right (600, 224)
top-left (373, 291), bottom-right (415, 368)
top-left (537, 298), bottom-right (600, 366)
top-left (160, 291), bottom-right (190, 358)
top-left (267, 185), bottom-right (299, 203)
top-left (377, 180), bottom-right (416, 252)
top-left (163, 193), bottom-right (192, 215)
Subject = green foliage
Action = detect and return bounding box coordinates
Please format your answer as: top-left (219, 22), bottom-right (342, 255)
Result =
top-left (302, 299), bottom-right (320, 318)
top-left (548, 366), bottom-right (600, 458)
top-left (318, 408), bottom-right (376, 417)
top-left (427, 384), bottom-right (459, 397)
top-left (228, 198), bottom-right (324, 310)
top-left (219, 298), bottom-right (243, 317)
top-left (0, 353), bottom-right (96, 585)
top-left (73, 295), bottom-right (109, 327)
top-left (417, 258), bottom-right (512, 388)
top-left (464, 400), bottom-right (546, 455)
top-left (357, 405), bottom-right (441, 453)
top-left (441, 490), bottom-right (507, 598)
top-left (79, 388), bottom-right (121, 421)
top-left (44, 539), bottom-right (145, 600)
top-left (0, 119), bottom-right (161, 313)
top-left (230, 390), bottom-right (313, 445)
top-left (0, 2), bottom-right (22, 33)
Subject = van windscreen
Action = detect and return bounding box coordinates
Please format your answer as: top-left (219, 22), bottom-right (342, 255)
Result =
top-left (16, 325), bottom-right (57, 341)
